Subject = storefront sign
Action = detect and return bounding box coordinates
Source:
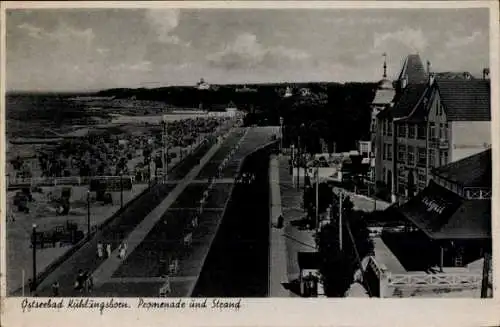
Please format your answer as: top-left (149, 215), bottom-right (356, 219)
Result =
top-left (421, 196), bottom-right (446, 214)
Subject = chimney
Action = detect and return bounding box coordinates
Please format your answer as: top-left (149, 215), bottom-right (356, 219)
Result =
top-left (401, 75), bottom-right (408, 89)
top-left (428, 73), bottom-right (435, 86)
top-left (483, 68), bottom-right (490, 80)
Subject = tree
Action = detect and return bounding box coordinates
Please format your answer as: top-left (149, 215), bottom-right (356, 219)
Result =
top-left (316, 196), bottom-right (373, 297)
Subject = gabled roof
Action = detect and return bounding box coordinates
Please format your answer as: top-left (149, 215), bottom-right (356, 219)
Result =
top-left (436, 79), bottom-right (490, 121)
top-left (391, 83), bottom-right (429, 120)
top-left (372, 88), bottom-right (396, 105)
top-left (397, 180), bottom-right (491, 240)
top-left (397, 54), bottom-right (428, 84)
top-left (432, 149), bottom-right (491, 188)
top-left (435, 72), bottom-right (475, 80)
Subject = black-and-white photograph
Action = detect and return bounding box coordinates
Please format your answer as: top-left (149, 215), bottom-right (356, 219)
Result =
top-left (3, 4), bottom-right (494, 300)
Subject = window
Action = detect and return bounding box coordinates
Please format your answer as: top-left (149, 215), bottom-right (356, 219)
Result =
top-left (397, 124), bottom-right (406, 138)
top-left (387, 121), bottom-right (393, 136)
top-left (387, 144), bottom-right (393, 160)
top-left (429, 122), bottom-right (436, 139)
top-left (417, 124), bottom-right (426, 140)
top-left (408, 124), bottom-right (416, 138)
top-left (398, 168), bottom-right (406, 182)
top-left (440, 150), bottom-right (449, 166)
top-left (398, 145), bottom-right (406, 163)
top-left (417, 168), bottom-right (427, 189)
top-left (417, 147), bottom-right (426, 166)
top-left (408, 146), bottom-right (415, 165)
top-left (429, 149), bottom-right (436, 167)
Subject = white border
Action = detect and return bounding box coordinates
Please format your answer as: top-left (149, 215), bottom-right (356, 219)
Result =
top-left (1, 1), bottom-right (499, 327)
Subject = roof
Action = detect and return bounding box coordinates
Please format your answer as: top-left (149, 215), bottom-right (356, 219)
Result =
top-left (372, 88), bottom-right (396, 105)
top-left (436, 79), bottom-right (491, 121)
top-left (397, 54), bottom-right (428, 84)
top-left (397, 181), bottom-right (491, 240)
top-left (297, 252), bottom-right (321, 270)
top-left (435, 72), bottom-right (475, 80)
top-left (432, 149), bottom-right (491, 188)
top-left (391, 83), bottom-right (429, 120)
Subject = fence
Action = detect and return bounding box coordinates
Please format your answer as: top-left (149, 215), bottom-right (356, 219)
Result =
top-left (364, 255), bottom-right (484, 297)
top-left (6, 175), bottom-right (138, 188)
top-left (387, 272), bottom-right (482, 288)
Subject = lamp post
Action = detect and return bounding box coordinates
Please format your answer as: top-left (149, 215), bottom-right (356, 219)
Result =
top-left (338, 191), bottom-right (343, 251)
top-left (87, 190), bottom-right (91, 238)
top-left (279, 117), bottom-right (284, 153)
top-left (31, 224), bottom-right (37, 292)
top-left (161, 119), bottom-right (167, 184)
top-left (120, 172), bottom-right (124, 208)
top-left (315, 166), bottom-right (319, 232)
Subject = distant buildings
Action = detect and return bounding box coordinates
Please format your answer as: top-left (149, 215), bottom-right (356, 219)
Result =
top-left (373, 54), bottom-right (491, 203)
top-left (196, 78), bottom-right (211, 90)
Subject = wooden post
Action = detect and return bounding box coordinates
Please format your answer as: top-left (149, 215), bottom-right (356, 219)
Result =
top-left (440, 246), bottom-right (444, 272)
top-left (339, 192), bottom-right (343, 251)
top-left (481, 252), bottom-right (492, 298)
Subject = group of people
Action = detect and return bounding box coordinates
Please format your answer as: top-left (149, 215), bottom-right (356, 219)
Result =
top-left (96, 241), bottom-right (128, 260)
top-left (236, 172), bottom-right (256, 184)
top-left (74, 269), bottom-right (94, 293)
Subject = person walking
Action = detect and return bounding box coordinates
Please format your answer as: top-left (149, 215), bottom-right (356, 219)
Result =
top-left (118, 243), bottom-right (126, 260)
top-left (86, 273), bottom-right (94, 293)
top-left (97, 242), bottom-right (103, 259)
top-left (106, 243), bottom-right (112, 258)
top-left (51, 281), bottom-right (60, 296)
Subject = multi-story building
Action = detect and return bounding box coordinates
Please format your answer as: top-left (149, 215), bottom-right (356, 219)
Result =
top-left (373, 54), bottom-right (428, 200)
top-left (376, 65), bottom-right (491, 202)
top-left (369, 54), bottom-right (396, 185)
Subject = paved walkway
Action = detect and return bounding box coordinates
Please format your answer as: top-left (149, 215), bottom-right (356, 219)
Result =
top-left (277, 155), bottom-right (317, 297)
top-left (92, 137), bottom-right (225, 287)
top-left (269, 155), bottom-right (290, 297)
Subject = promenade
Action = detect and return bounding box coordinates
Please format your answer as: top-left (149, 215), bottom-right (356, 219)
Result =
top-left (268, 155), bottom-right (317, 297)
top-left (27, 133), bottom-right (222, 296)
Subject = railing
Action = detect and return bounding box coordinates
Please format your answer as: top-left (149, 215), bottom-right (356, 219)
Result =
top-left (6, 175), bottom-right (138, 188)
top-left (464, 187), bottom-right (491, 200)
top-left (387, 273), bottom-right (482, 288)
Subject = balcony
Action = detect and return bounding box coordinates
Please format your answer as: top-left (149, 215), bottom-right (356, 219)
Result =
top-left (464, 187), bottom-right (491, 200)
top-left (431, 138), bottom-right (449, 149)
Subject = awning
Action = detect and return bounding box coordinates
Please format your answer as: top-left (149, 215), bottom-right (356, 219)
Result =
top-left (397, 181), bottom-right (491, 240)
top-left (297, 252), bottom-right (320, 270)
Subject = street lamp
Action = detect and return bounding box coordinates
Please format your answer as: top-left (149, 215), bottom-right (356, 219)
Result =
top-left (161, 120), bottom-right (167, 184)
top-left (120, 172), bottom-right (124, 208)
top-left (87, 190), bottom-right (91, 238)
top-left (31, 223), bottom-right (37, 292)
top-left (279, 117), bottom-right (284, 153)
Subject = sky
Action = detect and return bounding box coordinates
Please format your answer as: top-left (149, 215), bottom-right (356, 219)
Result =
top-left (6, 8), bottom-right (490, 91)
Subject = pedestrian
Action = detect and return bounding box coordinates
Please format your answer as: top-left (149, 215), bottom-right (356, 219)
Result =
top-left (86, 274), bottom-right (94, 293)
top-left (277, 214), bottom-right (284, 229)
top-left (75, 270), bottom-right (85, 292)
top-left (51, 281), bottom-right (60, 296)
top-left (97, 242), bottom-right (103, 259)
top-left (106, 243), bottom-right (112, 258)
top-left (119, 244), bottom-right (126, 260)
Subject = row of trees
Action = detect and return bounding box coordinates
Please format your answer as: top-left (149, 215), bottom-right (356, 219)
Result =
top-left (303, 180), bottom-right (374, 297)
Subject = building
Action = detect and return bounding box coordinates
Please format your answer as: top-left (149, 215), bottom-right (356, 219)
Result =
top-left (369, 53), bottom-right (396, 185)
top-left (394, 149), bottom-right (491, 271)
top-left (196, 78), bottom-right (211, 90)
top-left (375, 55), bottom-right (491, 202)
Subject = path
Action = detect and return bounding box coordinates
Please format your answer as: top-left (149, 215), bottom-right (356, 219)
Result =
top-left (278, 155), bottom-right (317, 297)
top-left (269, 155), bottom-right (290, 297)
top-left (91, 135), bottom-right (226, 287)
